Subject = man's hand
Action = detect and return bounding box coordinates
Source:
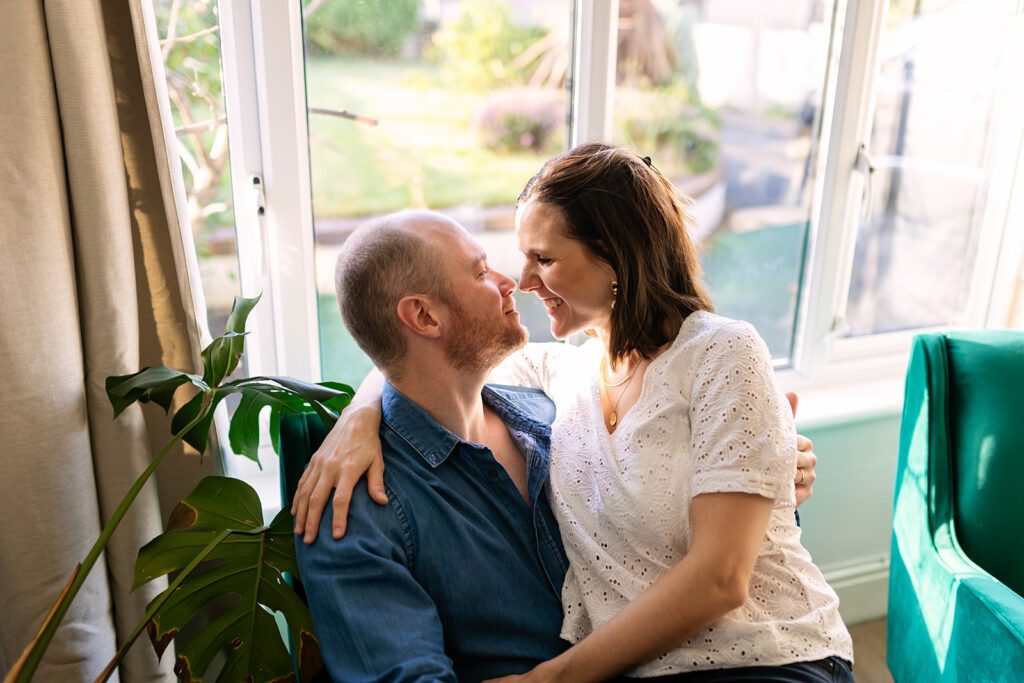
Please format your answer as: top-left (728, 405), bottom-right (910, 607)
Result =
top-left (786, 392), bottom-right (817, 507)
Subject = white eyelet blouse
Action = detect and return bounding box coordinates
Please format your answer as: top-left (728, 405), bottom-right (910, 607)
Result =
top-left (491, 311), bottom-right (853, 676)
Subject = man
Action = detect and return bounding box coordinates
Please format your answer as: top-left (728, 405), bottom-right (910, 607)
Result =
top-left (294, 211), bottom-right (816, 681)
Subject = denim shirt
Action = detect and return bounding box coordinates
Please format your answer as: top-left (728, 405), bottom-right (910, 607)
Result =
top-left (295, 383), bottom-right (571, 682)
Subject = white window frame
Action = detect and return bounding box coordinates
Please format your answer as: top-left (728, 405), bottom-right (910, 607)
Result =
top-left (215, 0), bottom-right (1024, 439)
top-left (220, 0), bottom-right (321, 384)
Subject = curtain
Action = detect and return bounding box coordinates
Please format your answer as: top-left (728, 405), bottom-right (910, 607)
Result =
top-left (0, 0), bottom-right (216, 680)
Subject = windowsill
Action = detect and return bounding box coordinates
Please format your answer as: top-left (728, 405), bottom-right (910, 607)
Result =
top-left (789, 376), bottom-right (905, 430)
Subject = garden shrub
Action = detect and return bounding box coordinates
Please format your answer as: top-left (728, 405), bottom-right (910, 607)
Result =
top-left (304, 0), bottom-right (419, 57)
top-left (474, 89), bottom-right (565, 154)
top-left (431, 0), bottom-right (545, 89)
top-left (617, 81), bottom-right (721, 176)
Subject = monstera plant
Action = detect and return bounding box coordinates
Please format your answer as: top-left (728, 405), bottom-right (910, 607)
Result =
top-left (7, 295), bottom-right (350, 683)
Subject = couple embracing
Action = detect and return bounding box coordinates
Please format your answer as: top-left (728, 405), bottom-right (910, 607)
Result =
top-left (291, 142), bottom-right (855, 682)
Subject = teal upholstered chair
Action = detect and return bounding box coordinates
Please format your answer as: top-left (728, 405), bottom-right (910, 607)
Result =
top-left (888, 331), bottom-right (1024, 681)
top-left (278, 412), bottom-right (334, 683)
top-left (278, 412), bottom-right (331, 513)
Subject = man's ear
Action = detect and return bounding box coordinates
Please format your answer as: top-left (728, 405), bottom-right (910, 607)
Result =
top-left (395, 294), bottom-right (443, 339)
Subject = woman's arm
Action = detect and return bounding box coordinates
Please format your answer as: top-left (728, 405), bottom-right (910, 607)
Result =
top-left (291, 368), bottom-right (386, 543)
top-left (491, 492), bottom-right (773, 683)
top-left (291, 342), bottom-right (574, 544)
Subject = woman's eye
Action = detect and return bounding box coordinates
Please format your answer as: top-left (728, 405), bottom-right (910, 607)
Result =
top-left (479, 269), bottom-right (490, 278)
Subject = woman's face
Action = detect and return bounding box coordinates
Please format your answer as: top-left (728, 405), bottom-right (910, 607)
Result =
top-left (515, 198), bottom-right (617, 339)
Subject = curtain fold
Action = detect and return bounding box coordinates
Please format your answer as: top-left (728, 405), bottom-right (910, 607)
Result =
top-left (0, 1), bottom-right (216, 680)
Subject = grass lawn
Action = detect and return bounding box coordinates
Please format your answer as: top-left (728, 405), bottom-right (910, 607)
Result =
top-left (305, 55), bottom-right (556, 218)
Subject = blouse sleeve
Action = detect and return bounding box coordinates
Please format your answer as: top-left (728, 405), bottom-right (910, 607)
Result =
top-left (688, 322), bottom-right (796, 505)
top-left (488, 342), bottom-right (578, 394)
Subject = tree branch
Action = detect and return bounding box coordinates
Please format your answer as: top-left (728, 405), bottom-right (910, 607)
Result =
top-left (303, 0), bottom-right (330, 19)
top-left (308, 106), bottom-right (379, 127)
top-left (161, 25), bottom-right (219, 48)
top-left (162, 0), bottom-right (182, 60)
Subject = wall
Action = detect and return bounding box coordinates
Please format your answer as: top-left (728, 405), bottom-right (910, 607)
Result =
top-left (799, 413), bottom-right (901, 625)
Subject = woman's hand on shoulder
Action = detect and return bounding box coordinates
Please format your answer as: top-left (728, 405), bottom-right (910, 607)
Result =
top-left (291, 403), bottom-right (387, 544)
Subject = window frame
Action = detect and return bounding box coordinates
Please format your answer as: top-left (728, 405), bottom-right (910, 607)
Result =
top-left (216, 0), bottom-right (1023, 426)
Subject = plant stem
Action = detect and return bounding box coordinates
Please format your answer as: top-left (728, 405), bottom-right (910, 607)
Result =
top-left (93, 528), bottom-right (232, 683)
top-left (12, 392), bottom-right (214, 683)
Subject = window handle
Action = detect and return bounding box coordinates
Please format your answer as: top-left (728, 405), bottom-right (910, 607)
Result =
top-left (250, 174), bottom-right (268, 277)
top-left (855, 144), bottom-right (876, 225)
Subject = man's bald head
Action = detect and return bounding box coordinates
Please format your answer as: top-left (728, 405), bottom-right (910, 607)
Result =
top-left (335, 211), bottom-right (459, 377)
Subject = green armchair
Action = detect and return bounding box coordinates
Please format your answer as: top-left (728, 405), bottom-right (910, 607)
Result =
top-left (279, 412), bottom-right (331, 511)
top-left (278, 412), bottom-right (334, 683)
top-left (888, 331), bottom-right (1024, 681)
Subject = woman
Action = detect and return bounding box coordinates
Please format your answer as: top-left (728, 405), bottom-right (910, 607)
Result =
top-left (295, 143), bottom-right (854, 681)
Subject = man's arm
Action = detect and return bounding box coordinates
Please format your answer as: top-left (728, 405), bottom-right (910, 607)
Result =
top-left (295, 488), bottom-right (456, 682)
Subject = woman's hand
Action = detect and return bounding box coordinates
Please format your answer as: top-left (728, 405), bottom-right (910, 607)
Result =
top-left (482, 659), bottom-right (565, 683)
top-left (786, 392), bottom-right (817, 507)
top-left (291, 370), bottom-right (387, 543)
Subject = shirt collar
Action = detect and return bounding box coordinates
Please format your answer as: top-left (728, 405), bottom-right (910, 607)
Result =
top-left (380, 382), bottom-right (550, 469)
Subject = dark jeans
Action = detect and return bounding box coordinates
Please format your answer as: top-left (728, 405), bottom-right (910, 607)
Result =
top-left (623, 657), bottom-right (855, 682)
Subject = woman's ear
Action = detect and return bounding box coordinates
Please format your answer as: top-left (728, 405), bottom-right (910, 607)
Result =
top-left (395, 295), bottom-right (443, 339)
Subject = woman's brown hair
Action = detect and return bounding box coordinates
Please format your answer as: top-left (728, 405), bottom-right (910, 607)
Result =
top-left (518, 142), bottom-right (714, 364)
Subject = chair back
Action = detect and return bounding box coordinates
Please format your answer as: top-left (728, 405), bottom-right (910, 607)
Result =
top-left (278, 412), bottom-right (331, 514)
top-left (941, 331), bottom-right (1024, 596)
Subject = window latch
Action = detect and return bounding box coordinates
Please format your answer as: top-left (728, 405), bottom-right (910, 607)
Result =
top-left (250, 174), bottom-right (268, 276)
top-left (855, 144), bottom-right (875, 225)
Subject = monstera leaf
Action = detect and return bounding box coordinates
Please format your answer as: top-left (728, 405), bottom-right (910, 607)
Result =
top-left (106, 367), bottom-right (208, 418)
top-left (7, 294), bottom-right (349, 683)
top-left (134, 477), bottom-right (323, 682)
top-left (222, 376), bottom-right (353, 462)
top-left (105, 295), bottom-right (354, 459)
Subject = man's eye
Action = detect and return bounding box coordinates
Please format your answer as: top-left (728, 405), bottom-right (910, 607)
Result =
top-left (536, 257), bottom-right (552, 265)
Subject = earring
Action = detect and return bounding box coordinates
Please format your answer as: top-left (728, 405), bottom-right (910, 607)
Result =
top-left (611, 281), bottom-right (619, 309)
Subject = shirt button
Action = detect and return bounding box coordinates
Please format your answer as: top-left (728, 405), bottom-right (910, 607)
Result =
top-left (487, 468), bottom-right (499, 480)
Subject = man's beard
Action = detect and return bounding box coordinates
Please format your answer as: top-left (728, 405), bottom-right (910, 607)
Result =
top-left (444, 297), bottom-right (528, 373)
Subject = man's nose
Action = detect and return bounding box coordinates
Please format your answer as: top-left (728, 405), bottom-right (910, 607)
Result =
top-left (494, 269), bottom-right (517, 295)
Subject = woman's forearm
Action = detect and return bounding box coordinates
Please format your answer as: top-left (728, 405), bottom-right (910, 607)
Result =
top-left (543, 493), bottom-right (772, 682)
top-left (343, 367), bottom-right (385, 421)
top-left (545, 556), bottom-right (741, 681)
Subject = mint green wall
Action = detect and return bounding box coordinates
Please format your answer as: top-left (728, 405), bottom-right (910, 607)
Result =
top-left (794, 413), bottom-right (902, 624)
top-left (799, 414), bottom-right (901, 566)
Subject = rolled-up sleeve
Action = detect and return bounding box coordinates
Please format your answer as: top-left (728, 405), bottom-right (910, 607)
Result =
top-left (688, 322), bottom-right (797, 505)
top-left (295, 488), bottom-right (456, 682)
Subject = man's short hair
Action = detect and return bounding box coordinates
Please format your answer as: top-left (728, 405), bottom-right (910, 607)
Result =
top-left (334, 212), bottom-right (452, 376)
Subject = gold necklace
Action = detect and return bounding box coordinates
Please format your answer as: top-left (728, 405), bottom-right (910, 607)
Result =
top-left (600, 357), bottom-right (637, 427)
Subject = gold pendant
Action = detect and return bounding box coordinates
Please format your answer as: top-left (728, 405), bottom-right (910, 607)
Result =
top-left (609, 411), bottom-right (617, 427)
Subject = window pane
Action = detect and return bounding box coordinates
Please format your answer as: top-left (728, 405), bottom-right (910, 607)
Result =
top-left (153, 0), bottom-right (240, 347)
top-left (611, 1), bottom-right (835, 362)
top-left (844, 0), bottom-right (1019, 337)
top-left (153, 1), bottom-right (283, 509)
top-left (302, 0), bottom-right (573, 384)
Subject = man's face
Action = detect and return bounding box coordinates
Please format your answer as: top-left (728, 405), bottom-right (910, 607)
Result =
top-left (435, 225), bottom-right (528, 373)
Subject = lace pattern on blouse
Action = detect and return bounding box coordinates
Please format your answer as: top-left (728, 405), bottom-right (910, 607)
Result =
top-left (520, 313), bottom-right (852, 676)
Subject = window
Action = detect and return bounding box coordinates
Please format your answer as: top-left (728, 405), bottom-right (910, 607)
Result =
top-left (154, 0), bottom-right (240, 344)
top-left (609, 2), bottom-right (833, 361)
top-left (301, 0), bottom-right (574, 384)
top-left (179, 0), bottom-right (1023, 508)
top-left (843, 0), bottom-right (1021, 337)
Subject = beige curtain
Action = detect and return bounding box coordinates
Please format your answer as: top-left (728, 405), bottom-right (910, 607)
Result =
top-left (0, 0), bottom-right (216, 680)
